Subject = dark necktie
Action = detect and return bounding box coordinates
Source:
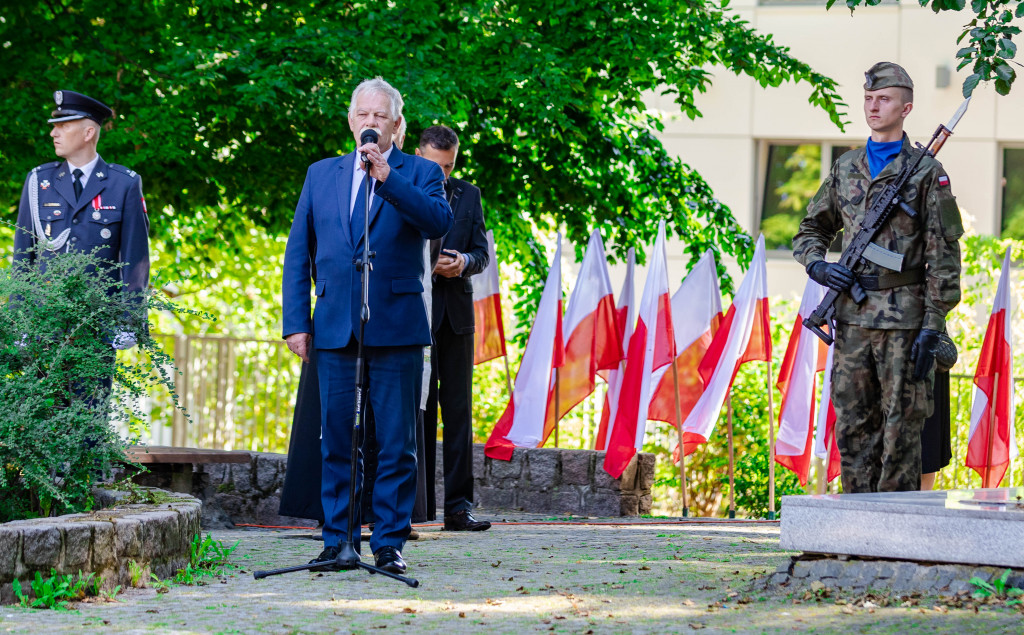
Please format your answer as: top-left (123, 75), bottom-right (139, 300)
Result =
top-left (72, 168), bottom-right (84, 200)
top-left (351, 174), bottom-right (368, 236)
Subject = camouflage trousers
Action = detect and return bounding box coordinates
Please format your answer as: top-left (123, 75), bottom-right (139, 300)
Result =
top-left (832, 324), bottom-right (934, 493)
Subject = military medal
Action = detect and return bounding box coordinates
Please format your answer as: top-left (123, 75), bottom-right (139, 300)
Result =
top-left (40, 180), bottom-right (50, 190)
top-left (45, 223), bottom-right (51, 237)
top-left (53, 210), bottom-right (61, 216)
top-left (100, 228), bottom-right (111, 239)
top-left (92, 211), bottom-right (101, 220)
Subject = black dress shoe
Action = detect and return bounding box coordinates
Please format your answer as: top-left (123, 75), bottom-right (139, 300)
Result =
top-left (309, 546), bottom-right (342, 572)
top-left (444, 509), bottom-right (492, 531)
top-left (373, 546), bottom-right (407, 574)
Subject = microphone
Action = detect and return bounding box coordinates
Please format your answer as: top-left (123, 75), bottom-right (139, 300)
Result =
top-left (359, 128), bottom-right (379, 166)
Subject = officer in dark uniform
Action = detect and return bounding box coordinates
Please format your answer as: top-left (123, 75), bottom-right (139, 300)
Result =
top-left (13, 90), bottom-right (150, 341)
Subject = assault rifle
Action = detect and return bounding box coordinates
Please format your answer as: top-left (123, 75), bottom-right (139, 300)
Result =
top-left (802, 97), bottom-right (971, 345)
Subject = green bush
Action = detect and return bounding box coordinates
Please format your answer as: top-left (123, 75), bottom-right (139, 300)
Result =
top-left (0, 242), bottom-right (187, 521)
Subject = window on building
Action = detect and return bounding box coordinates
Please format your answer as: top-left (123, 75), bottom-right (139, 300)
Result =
top-left (758, 142), bottom-right (856, 253)
top-left (1001, 148), bottom-right (1024, 240)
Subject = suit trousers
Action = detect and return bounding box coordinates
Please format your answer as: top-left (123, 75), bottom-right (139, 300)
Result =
top-left (317, 343), bottom-right (421, 554)
top-left (425, 317), bottom-right (476, 518)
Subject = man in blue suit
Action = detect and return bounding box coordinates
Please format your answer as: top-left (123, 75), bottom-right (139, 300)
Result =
top-left (281, 77), bottom-right (452, 574)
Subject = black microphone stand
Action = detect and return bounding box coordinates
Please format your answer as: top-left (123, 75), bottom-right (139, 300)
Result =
top-left (255, 142), bottom-right (419, 588)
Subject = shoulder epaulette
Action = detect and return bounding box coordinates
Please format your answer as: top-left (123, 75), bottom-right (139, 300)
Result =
top-left (108, 163), bottom-right (139, 178)
top-left (32, 161), bottom-right (61, 174)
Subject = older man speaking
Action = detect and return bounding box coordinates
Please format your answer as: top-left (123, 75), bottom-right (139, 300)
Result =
top-left (282, 77), bottom-right (451, 574)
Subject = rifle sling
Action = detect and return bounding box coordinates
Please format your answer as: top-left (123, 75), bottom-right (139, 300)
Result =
top-left (856, 268), bottom-right (924, 291)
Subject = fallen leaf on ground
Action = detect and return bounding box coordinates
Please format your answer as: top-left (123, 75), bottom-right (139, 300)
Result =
top-left (402, 607), bottom-right (416, 614)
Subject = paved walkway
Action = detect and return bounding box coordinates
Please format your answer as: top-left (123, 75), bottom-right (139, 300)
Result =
top-left (1, 514), bottom-right (1020, 634)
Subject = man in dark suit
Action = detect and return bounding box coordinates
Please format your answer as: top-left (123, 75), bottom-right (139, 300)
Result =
top-left (14, 90), bottom-right (150, 353)
top-left (416, 126), bottom-right (491, 531)
top-left (282, 78), bottom-right (452, 574)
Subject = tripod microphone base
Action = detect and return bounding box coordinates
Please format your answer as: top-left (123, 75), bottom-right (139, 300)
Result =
top-left (333, 541), bottom-right (362, 570)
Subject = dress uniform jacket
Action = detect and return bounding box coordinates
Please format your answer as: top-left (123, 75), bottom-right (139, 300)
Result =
top-left (13, 157), bottom-right (150, 297)
top-left (793, 134), bottom-right (962, 332)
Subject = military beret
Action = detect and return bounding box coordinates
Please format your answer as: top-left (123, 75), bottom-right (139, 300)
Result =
top-left (863, 62), bottom-right (914, 91)
top-left (48, 90), bottom-right (113, 124)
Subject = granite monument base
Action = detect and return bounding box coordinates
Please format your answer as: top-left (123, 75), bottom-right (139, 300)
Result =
top-left (781, 487), bottom-right (1024, 568)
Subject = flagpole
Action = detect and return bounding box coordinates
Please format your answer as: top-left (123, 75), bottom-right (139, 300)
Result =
top-left (983, 371), bottom-right (1000, 488)
top-left (502, 353), bottom-right (513, 398)
top-left (553, 368), bottom-right (560, 448)
top-left (767, 360), bottom-right (776, 520)
top-left (670, 361), bottom-right (689, 517)
top-left (727, 389), bottom-right (735, 519)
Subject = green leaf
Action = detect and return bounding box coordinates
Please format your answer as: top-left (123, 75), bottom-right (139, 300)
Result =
top-left (997, 37), bottom-right (1017, 59)
top-left (956, 46), bottom-right (975, 59)
top-left (1017, 2), bottom-right (1024, 18)
top-left (970, 0), bottom-right (987, 13)
top-left (962, 72), bottom-right (982, 96)
top-left (994, 61), bottom-right (1016, 82)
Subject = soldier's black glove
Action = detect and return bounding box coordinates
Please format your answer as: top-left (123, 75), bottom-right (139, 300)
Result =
top-left (910, 328), bottom-right (942, 381)
top-left (806, 260), bottom-right (855, 292)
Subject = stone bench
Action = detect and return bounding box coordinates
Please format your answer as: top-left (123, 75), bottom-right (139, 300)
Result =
top-left (126, 446), bottom-right (251, 494)
top-left (178, 444), bottom-right (656, 529)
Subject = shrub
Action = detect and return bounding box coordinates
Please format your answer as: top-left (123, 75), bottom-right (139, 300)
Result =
top-left (0, 241), bottom-right (187, 521)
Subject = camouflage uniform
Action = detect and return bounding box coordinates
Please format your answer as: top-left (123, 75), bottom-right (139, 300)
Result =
top-left (793, 63), bottom-right (963, 493)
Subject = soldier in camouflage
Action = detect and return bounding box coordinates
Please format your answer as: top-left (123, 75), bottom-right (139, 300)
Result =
top-left (793, 62), bottom-right (963, 493)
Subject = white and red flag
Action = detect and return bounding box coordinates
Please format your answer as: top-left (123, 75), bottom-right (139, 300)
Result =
top-left (774, 279), bottom-right (829, 486)
top-left (966, 248), bottom-right (1017, 487)
top-left (681, 235), bottom-right (771, 448)
top-left (543, 230), bottom-right (623, 443)
top-left (813, 343), bottom-right (843, 484)
top-left (647, 250), bottom-right (723, 458)
top-left (485, 236), bottom-right (565, 460)
top-left (603, 222), bottom-right (675, 478)
top-left (472, 230), bottom-right (507, 365)
top-left (594, 248), bottom-right (636, 451)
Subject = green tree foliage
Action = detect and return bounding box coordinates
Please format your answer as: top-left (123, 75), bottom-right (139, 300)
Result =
top-left (831, 0), bottom-right (1022, 97)
top-left (0, 0), bottom-right (848, 337)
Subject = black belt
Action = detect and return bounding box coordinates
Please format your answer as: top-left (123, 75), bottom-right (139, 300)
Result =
top-left (857, 268), bottom-right (925, 291)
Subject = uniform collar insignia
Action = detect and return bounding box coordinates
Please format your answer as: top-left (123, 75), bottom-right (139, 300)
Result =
top-left (58, 171), bottom-right (66, 178)
top-left (96, 171), bottom-right (105, 178)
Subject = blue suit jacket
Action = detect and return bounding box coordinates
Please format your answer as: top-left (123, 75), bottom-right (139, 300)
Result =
top-left (282, 147), bottom-right (453, 349)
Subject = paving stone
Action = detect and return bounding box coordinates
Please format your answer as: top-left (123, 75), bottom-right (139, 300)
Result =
top-left (790, 561), bottom-right (812, 578)
top-left (618, 457), bottom-right (639, 491)
top-left (526, 450), bottom-right (559, 487)
top-left (472, 446), bottom-right (487, 482)
top-left (561, 452), bottom-right (592, 486)
top-left (62, 523), bottom-right (92, 571)
top-left (806, 559), bottom-right (843, 579)
top-left (620, 494), bottom-right (639, 516)
top-left (490, 450), bottom-right (524, 479)
top-left (89, 522), bottom-right (116, 571)
top-left (0, 530), bottom-right (19, 578)
top-left (582, 491), bottom-right (622, 518)
top-left (254, 455), bottom-right (281, 494)
top-left (113, 518), bottom-right (143, 560)
top-left (770, 572), bottom-right (791, 586)
top-left (21, 526), bottom-right (61, 569)
top-left (550, 488), bottom-right (582, 514)
top-left (637, 453), bottom-right (656, 490)
top-left (477, 486), bottom-right (515, 511)
top-left (230, 463), bottom-right (255, 495)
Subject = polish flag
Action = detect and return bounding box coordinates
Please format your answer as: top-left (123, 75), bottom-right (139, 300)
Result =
top-left (603, 222), bottom-right (675, 478)
top-left (485, 236), bottom-right (564, 460)
top-left (681, 235), bottom-right (771, 448)
top-left (774, 279), bottom-right (829, 486)
top-left (966, 249), bottom-right (1017, 487)
top-left (543, 231), bottom-right (623, 443)
top-left (813, 344), bottom-right (843, 484)
top-left (594, 248), bottom-right (636, 451)
top-left (647, 250), bottom-right (723, 458)
top-left (473, 230), bottom-right (507, 365)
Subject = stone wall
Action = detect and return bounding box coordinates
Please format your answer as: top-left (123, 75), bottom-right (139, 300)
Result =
top-left (150, 443), bottom-right (655, 528)
top-left (0, 488), bottom-right (201, 605)
top-left (762, 554), bottom-right (1024, 596)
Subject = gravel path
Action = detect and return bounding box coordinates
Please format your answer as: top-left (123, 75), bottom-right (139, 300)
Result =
top-left (1, 514), bottom-right (1020, 634)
